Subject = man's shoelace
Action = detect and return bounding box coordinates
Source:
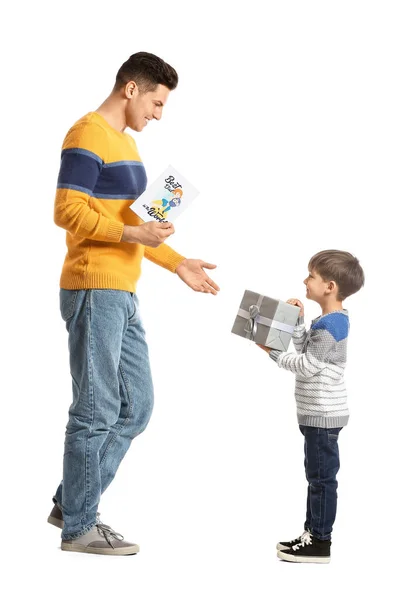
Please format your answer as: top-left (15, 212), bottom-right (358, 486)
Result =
top-left (96, 517), bottom-right (124, 549)
top-left (292, 531), bottom-right (312, 551)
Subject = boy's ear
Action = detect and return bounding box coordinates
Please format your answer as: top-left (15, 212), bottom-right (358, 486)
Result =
top-left (327, 280), bottom-right (338, 294)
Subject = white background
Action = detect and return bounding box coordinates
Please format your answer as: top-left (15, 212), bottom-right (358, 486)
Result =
top-left (2, 0), bottom-right (411, 597)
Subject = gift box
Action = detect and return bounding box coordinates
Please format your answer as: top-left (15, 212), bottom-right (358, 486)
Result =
top-left (231, 290), bottom-right (300, 351)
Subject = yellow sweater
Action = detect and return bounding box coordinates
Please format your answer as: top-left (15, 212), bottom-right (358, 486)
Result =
top-left (54, 112), bottom-right (185, 292)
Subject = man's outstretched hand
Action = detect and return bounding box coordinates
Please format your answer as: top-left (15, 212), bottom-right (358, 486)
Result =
top-left (176, 259), bottom-right (220, 295)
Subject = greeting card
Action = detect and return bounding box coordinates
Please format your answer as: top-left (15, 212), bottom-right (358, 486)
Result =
top-left (130, 165), bottom-right (199, 223)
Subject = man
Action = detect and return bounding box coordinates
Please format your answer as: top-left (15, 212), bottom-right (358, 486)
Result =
top-left (48, 52), bottom-right (220, 556)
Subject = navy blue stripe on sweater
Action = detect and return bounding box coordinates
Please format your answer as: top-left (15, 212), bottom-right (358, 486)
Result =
top-left (57, 149), bottom-right (147, 200)
top-left (94, 163), bottom-right (147, 198)
top-left (58, 150), bottom-right (102, 195)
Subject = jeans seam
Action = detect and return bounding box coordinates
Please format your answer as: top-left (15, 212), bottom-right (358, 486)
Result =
top-left (303, 430), bottom-right (307, 528)
top-left (128, 293), bottom-right (138, 322)
top-left (99, 360), bottom-right (134, 469)
top-left (69, 290), bottom-right (78, 320)
top-left (316, 429), bottom-right (323, 537)
top-left (84, 290), bottom-right (95, 524)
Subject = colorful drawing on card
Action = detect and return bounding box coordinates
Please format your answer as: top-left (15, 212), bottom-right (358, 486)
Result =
top-left (130, 166), bottom-right (199, 223)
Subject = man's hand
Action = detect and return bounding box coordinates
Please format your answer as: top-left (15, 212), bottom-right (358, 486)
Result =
top-left (121, 222), bottom-right (175, 247)
top-left (256, 343), bottom-right (272, 354)
top-left (286, 298), bottom-right (304, 317)
top-left (176, 259), bottom-right (220, 294)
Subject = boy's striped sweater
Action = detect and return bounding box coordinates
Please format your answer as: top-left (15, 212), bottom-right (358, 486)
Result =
top-left (269, 310), bottom-right (350, 428)
top-left (54, 111), bottom-right (185, 292)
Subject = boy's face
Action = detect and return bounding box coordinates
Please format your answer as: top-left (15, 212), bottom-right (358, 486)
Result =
top-left (303, 269), bottom-right (334, 302)
top-left (125, 83), bottom-right (170, 132)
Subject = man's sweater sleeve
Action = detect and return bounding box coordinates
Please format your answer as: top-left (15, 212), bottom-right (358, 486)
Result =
top-left (269, 327), bottom-right (336, 377)
top-left (128, 134), bottom-right (186, 273)
top-left (54, 122), bottom-right (124, 242)
top-left (144, 244), bottom-right (186, 273)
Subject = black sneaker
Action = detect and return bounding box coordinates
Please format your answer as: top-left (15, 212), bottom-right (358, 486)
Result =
top-left (277, 531), bottom-right (331, 563)
top-left (276, 530), bottom-right (310, 551)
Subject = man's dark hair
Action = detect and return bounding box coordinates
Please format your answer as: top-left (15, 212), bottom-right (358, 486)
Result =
top-left (308, 249), bottom-right (365, 301)
top-left (114, 52), bottom-right (178, 93)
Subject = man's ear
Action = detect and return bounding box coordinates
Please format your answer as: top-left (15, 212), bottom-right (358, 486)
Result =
top-left (125, 81), bottom-right (139, 99)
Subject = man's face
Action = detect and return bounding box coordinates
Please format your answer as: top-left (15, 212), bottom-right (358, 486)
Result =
top-left (303, 269), bottom-right (332, 302)
top-left (125, 83), bottom-right (170, 132)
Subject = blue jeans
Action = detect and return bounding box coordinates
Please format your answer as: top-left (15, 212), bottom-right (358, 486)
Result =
top-left (299, 425), bottom-right (343, 541)
top-left (54, 289), bottom-right (154, 540)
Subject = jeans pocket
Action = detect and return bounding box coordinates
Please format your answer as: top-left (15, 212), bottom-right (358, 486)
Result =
top-left (128, 293), bottom-right (140, 322)
top-left (60, 289), bottom-right (78, 321)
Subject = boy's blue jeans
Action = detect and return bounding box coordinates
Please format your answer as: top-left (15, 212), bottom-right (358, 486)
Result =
top-left (53, 289), bottom-right (154, 540)
top-left (299, 425), bottom-right (343, 541)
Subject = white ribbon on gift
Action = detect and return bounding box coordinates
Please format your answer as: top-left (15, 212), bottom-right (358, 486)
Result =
top-left (238, 306), bottom-right (295, 339)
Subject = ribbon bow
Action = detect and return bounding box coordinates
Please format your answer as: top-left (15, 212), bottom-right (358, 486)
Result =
top-left (244, 304), bottom-right (260, 340)
top-left (237, 295), bottom-right (296, 348)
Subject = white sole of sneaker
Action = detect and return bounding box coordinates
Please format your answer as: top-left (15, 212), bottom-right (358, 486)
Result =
top-left (277, 550), bottom-right (330, 563)
top-left (61, 542), bottom-right (140, 555)
top-left (48, 516), bottom-right (63, 529)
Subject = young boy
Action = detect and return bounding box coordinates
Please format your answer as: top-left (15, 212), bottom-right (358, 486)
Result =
top-left (258, 249), bottom-right (364, 563)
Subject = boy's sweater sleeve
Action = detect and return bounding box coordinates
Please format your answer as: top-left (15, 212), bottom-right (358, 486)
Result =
top-left (292, 316), bottom-right (308, 354)
top-left (54, 122), bottom-right (124, 242)
top-left (269, 327), bottom-right (336, 378)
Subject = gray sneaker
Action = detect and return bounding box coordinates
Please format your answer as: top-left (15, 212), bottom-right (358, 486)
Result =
top-left (47, 504), bottom-right (63, 529)
top-left (61, 519), bottom-right (139, 556)
top-left (47, 504), bottom-right (102, 531)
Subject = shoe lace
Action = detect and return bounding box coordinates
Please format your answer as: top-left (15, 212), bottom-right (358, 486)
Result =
top-left (96, 516), bottom-right (124, 549)
top-left (291, 530), bottom-right (309, 544)
top-left (292, 531), bottom-right (312, 551)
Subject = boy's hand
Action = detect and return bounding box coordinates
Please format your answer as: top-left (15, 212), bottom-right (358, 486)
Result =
top-left (286, 298), bottom-right (304, 317)
top-left (256, 343), bottom-right (272, 354)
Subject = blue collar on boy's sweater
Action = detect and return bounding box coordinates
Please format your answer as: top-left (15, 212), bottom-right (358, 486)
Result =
top-left (311, 310), bottom-right (349, 342)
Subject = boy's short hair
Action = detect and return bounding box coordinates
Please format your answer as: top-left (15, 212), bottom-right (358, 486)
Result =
top-left (308, 250), bottom-right (365, 301)
top-left (114, 52), bottom-right (178, 93)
